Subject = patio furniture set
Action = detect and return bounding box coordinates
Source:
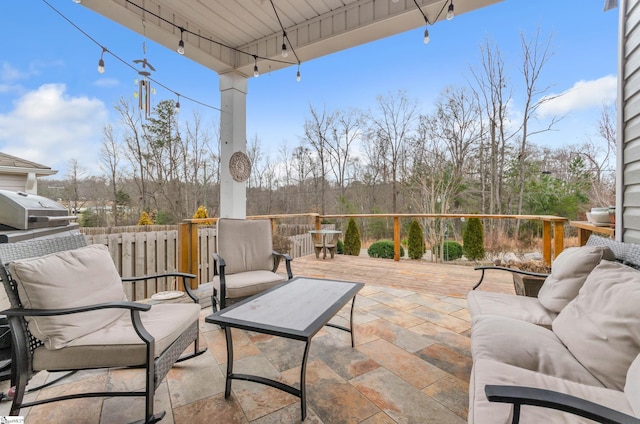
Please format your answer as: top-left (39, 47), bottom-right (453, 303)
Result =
top-left (0, 218), bottom-right (359, 423)
top-left (467, 234), bottom-right (640, 423)
top-left (2, 218), bottom-right (640, 423)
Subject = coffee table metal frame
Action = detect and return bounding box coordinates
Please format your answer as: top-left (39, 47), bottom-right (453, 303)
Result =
top-left (204, 276), bottom-right (363, 421)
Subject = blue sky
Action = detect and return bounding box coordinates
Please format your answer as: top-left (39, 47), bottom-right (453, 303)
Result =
top-left (0, 0), bottom-right (619, 177)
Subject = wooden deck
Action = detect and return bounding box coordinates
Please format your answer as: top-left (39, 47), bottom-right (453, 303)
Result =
top-left (289, 253), bottom-right (516, 298)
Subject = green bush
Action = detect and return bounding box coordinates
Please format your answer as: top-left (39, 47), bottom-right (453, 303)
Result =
top-left (337, 239), bottom-right (344, 254)
top-left (407, 220), bottom-right (425, 260)
top-left (368, 240), bottom-right (405, 259)
top-left (432, 241), bottom-right (463, 261)
top-left (343, 218), bottom-right (361, 256)
top-left (463, 217), bottom-right (485, 261)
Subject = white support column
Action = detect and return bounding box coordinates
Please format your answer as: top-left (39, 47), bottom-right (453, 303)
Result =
top-left (219, 72), bottom-right (248, 219)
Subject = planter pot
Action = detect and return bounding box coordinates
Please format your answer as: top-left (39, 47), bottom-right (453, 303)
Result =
top-left (512, 273), bottom-right (546, 297)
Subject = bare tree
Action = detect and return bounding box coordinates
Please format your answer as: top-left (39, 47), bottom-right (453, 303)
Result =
top-left (303, 105), bottom-right (334, 214)
top-left (515, 29), bottom-right (561, 221)
top-left (115, 97), bottom-right (149, 214)
top-left (365, 90), bottom-right (418, 213)
top-left (326, 108), bottom-right (362, 200)
top-left (66, 158), bottom-right (87, 215)
top-left (470, 37), bottom-right (514, 215)
top-left (100, 124), bottom-right (121, 225)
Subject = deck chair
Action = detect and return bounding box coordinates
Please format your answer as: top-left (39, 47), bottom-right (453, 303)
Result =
top-left (212, 218), bottom-right (293, 311)
top-left (0, 234), bottom-right (207, 424)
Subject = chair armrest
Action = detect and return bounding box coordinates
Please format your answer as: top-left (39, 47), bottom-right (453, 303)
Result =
top-left (0, 301), bottom-right (151, 317)
top-left (272, 251), bottom-right (293, 279)
top-left (472, 266), bottom-right (549, 290)
top-left (485, 385), bottom-right (640, 424)
top-left (212, 253), bottom-right (225, 277)
top-left (122, 273), bottom-right (199, 303)
top-left (1, 302), bottom-right (157, 348)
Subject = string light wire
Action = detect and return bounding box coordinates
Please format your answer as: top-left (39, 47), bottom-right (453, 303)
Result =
top-left (268, 0), bottom-right (302, 80)
top-left (124, 0), bottom-right (298, 69)
top-left (412, 0), bottom-right (451, 43)
top-left (41, 0), bottom-right (222, 112)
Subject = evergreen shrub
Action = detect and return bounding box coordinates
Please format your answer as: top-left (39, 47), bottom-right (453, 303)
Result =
top-left (368, 240), bottom-right (404, 259)
top-left (343, 219), bottom-right (361, 256)
top-left (432, 241), bottom-right (463, 261)
top-left (463, 217), bottom-right (486, 260)
top-left (407, 220), bottom-right (425, 259)
top-left (337, 239), bottom-right (344, 254)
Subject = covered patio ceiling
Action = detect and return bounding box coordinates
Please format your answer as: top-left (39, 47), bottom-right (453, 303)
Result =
top-left (79, 0), bottom-right (502, 78)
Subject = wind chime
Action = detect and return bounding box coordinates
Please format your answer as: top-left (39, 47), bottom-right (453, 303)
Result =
top-left (133, 41), bottom-right (156, 119)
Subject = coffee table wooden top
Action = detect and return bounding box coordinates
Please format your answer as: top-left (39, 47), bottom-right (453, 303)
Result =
top-left (205, 276), bottom-right (363, 340)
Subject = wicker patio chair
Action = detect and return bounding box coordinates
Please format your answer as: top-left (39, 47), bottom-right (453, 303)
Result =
top-left (0, 233), bottom-right (206, 423)
top-left (212, 218), bottom-right (293, 311)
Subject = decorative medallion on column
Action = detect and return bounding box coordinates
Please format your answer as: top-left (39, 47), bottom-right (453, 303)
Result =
top-left (229, 151), bottom-right (251, 182)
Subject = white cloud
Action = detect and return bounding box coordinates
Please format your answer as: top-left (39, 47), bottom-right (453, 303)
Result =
top-left (0, 62), bottom-right (25, 82)
top-left (94, 77), bottom-right (120, 88)
top-left (0, 83), bottom-right (108, 176)
top-left (537, 75), bottom-right (617, 117)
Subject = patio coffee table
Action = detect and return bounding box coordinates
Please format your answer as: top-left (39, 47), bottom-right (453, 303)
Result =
top-left (205, 276), bottom-right (363, 421)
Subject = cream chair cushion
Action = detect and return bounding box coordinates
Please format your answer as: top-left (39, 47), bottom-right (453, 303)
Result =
top-left (537, 245), bottom-right (614, 313)
top-left (471, 315), bottom-right (603, 387)
top-left (212, 270), bottom-right (286, 299)
top-left (625, 353), bottom-right (640, 417)
top-left (217, 219), bottom-right (274, 274)
top-left (469, 358), bottom-right (635, 424)
top-left (553, 260), bottom-right (640, 390)
top-left (9, 244), bottom-right (128, 350)
top-left (32, 303), bottom-right (200, 370)
top-left (467, 291), bottom-right (557, 327)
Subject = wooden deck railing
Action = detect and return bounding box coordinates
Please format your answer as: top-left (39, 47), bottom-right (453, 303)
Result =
top-left (177, 213), bottom-right (567, 280)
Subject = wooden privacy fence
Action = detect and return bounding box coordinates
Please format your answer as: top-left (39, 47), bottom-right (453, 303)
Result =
top-left (82, 224), bottom-right (319, 299)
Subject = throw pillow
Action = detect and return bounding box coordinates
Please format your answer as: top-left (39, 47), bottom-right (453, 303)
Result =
top-left (537, 245), bottom-right (614, 312)
top-left (9, 244), bottom-right (128, 350)
top-left (553, 260), bottom-right (640, 390)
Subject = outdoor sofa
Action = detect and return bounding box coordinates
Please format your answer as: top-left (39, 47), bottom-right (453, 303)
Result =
top-left (467, 235), bottom-right (640, 423)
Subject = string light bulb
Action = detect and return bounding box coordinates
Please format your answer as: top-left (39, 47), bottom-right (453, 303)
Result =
top-left (253, 56), bottom-right (259, 77)
top-left (423, 28), bottom-right (430, 44)
top-left (281, 31), bottom-right (288, 58)
top-left (296, 65), bottom-right (301, 82)
top-left (97, 47), bottom-right (107, 74)
top-left (446, 1), bottom-right (455, 20)
top-left (177, 28), bottom-right (185, 55)
top-left (175, 95), bottom-right (181, 113)
top-left (72, 0), bottom-right (82, 3)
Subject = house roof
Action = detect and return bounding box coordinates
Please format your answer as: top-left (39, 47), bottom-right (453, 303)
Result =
top-left (0, 152), bottom-right (57, 176)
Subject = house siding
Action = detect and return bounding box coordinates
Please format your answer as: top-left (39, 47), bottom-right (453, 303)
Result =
top-left (0, 174), bottom-right (28, 193)
top-left (622, 0), bottom-right (640, 243)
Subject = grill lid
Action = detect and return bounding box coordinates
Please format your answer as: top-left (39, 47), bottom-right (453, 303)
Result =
top-left (0, 189), bottom-right (75, 230)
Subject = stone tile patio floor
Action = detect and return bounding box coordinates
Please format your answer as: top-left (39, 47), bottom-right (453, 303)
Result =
top-left (0, 256), bottom-right (515, 423)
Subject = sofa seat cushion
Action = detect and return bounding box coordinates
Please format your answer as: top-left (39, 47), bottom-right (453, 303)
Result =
top-left (467, 291), bottom-right (557, 327)
top-left (537, 245), bottom-right (615, 313)
top-left (471, 315), bottom-right (603, 387)
top-left (469, 358), bottom-right (635, 424)
top-left (32, 302), bottom-right (200, 371)
top-left (8, 244), bottom-right (128, 350)
top-left (553, 260), bottom-right (640, 390)
top-left (212, 271), bottom-right (286, 299)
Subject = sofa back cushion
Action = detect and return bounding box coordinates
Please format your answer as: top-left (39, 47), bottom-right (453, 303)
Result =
top-left (553, 260), bottom-right (640, 390)
top-left (625, 353), bottom-right (640, 417)
top-left (9, 244), bottom-right (128, 350)
top-left (537, 245), bottom-right (615, 313)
